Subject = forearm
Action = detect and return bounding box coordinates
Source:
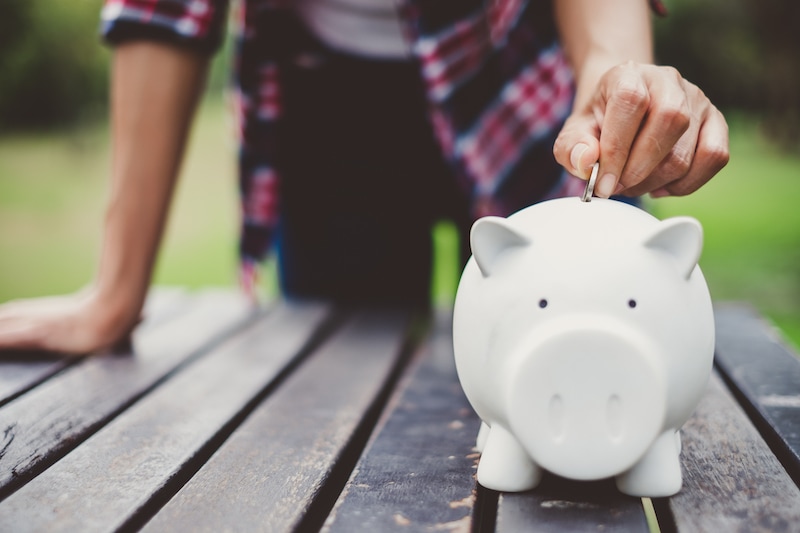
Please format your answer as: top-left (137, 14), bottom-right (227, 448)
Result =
top-left (554, 0), bottom-right (653, 112)
top-left (95, 41), bottom-right (209, 326)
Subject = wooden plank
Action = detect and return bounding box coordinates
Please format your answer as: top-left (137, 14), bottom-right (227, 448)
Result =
top-left (495, 475), bottom-right (649, 532)
top-left (141, 286), bottom-right (191, 325)
top-left (0, 290), bottom-right (252, 501)
top-left (0, 358), bottom-right (72, 409)
top-left (140, 309), bottom-right (415, 533)
top-left (712, 304), bottom-right (800, 482)
top-left (0, 287), bottom-right (189, 407)
top-left (0, 301), bottom-right (332, 532)
top-left (323, 312), bottom-right (483, 533)
top-left (654, 372), bottom-right (800, 532)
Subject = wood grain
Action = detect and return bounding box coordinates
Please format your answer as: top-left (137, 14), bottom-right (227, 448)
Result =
top-left (139, 309), bottom-right (414, 533)
top-left (713, 304), bottom-right (800, 482)
top-left (323, 312), bottom-right (483, 533)
top-left (0, 290), bottom-right (252, 501)
top-left (495, 475), bottom-right (649, 532)
top-left (655, 372), bottom-right (800, 532)
top-left (0, 301), bottom-right (331, 532)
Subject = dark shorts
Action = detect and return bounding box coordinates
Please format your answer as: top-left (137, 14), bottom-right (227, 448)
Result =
top-left (276, 31), bottom-right (472, 308)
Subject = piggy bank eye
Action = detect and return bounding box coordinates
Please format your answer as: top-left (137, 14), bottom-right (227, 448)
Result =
top-left (539, 299), bottom-right (548, 309)
top-left (628, 299), bottom-right (637, 309)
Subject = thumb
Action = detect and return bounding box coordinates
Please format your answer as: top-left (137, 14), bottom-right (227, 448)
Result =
top-left (553, 116), bottom-right (600, 180)
top-left (569, 142), bottom-right (600, 180)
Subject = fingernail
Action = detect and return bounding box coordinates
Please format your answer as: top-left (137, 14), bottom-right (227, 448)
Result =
top-left (650, 188), bottom-right (670, 198)
top-left (613, 183), bottom-right (625, 195)
top-left (596, 173), bottom-right (617, 198)
top-left (570, 143), bottom-right (589, 174)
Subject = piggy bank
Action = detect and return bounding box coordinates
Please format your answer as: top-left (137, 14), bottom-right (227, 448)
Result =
top-left (452, 197), bottom-right (714, 497)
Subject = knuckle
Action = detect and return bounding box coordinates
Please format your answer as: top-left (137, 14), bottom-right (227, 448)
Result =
top-left (600, 131), bottom-right (627, 156)
top-left (552, 136), bottom-right (567, 160)
top-left (611, 60), bottom-right (639, 77)
top-left (611, 80), bottom-right (649, 112)
top-left (701, 143), bottom-right (731, 171)
top-left (661, 149), bottom-right (693, 178)
top-left (662, 65), bottom-right (683, 84)
top-left (657, 101), bottom-right (691, 134)
top-left (552, 134), bottom-right (567, 153)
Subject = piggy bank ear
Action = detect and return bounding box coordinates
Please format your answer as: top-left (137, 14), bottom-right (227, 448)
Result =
top-left (642, 217), bottom-right (703, 279)
top-left (471, 216), bottom-right (530, 277)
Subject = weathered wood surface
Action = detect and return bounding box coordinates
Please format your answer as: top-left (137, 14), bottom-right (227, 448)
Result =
top-left (1, 291), bottom-right (799, 533)
top-left (0, 356), bottom-right (72, 409)
top-left (656, 372), bottom-right (800, 533)
top-left (495, 477), bottom-right (649, 533)
top-left (140, 309), bottom-right (413, 533)
top-left (0, 290), bottom-right (252, 500)
top-left (323, 312), bottom-right (483, 533)
top-left (0, 301), bottom-right (331, 532)
top-left (713, 304), bottom-right (800, 482)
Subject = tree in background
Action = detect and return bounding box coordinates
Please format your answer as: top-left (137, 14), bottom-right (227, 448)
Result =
top-left (0, 0), bottom-right (108, 131)
top-left (654, 0), bottom-right (800, 151)
top-left (0, 0), bottom-right (797, 151)
top-left (745, 0), bottom-right (800, 150)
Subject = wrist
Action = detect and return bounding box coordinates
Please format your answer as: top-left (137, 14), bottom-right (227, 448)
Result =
top-left (82, 282), bottom-right (145, 345)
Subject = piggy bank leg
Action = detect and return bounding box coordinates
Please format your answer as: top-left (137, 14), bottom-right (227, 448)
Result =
top-left (477, 424), bottom-right (542, 492)
top-left (616, 430), bottom-right (682, 497)
top-left (475, 421), bottom-right (490, 452)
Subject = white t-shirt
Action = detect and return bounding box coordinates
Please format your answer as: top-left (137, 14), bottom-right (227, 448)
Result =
top-left (295, 0), bottom-right (411, 59)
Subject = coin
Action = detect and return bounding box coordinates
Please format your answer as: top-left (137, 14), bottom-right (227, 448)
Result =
top-left (581, 162), bottom-right (599, 202)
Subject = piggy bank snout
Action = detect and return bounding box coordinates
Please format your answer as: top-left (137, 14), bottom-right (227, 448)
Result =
top-left (506, 324), bottom-right (667, 481)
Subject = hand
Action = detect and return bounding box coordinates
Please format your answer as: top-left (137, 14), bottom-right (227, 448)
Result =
top-left (553, 62), bottom-right (729, 198)
top-left (0, 287), bottom-right (139, 357)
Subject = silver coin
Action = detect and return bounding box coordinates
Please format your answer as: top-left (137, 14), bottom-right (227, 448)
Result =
top-left (581, 163), bottom-right (600, 202)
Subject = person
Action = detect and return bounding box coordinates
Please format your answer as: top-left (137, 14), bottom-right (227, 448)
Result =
top-left (0, 0), bottom-right (729, 356)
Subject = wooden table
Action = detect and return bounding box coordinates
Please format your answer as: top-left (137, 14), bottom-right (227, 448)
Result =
top-left (1, 289), bottom-right (799, 532)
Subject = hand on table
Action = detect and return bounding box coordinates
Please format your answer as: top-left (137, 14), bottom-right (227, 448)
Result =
top-left (554, 62), bottom-right (730, 198)
top-left (0, 288), bottom-right (138, 357)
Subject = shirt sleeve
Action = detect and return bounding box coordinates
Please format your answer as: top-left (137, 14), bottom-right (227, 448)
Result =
top-left (100, 0), bottom-right (229, 54)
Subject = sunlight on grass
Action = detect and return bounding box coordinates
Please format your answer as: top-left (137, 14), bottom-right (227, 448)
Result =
top-left (0, 98), bottom-right (240, 301)
top-left (150, 99), bottom-right (239, 290)
top-left (0, 125), bottom-right (108, 298)
top-left (431, 220), bottom-right (462, 306)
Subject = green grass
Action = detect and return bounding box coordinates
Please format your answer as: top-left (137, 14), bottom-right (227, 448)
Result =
top-left (1, 104), bottom-right (799, 350)
top-left (0, 99), bottom-right (243, 300)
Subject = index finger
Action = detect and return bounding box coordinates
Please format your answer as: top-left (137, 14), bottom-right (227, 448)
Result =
top-left (596, 66), bottom-right (651, 197)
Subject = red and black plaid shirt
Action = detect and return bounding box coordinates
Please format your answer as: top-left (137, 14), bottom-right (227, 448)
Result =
top-left (101, 0), bottom-right (663, 292)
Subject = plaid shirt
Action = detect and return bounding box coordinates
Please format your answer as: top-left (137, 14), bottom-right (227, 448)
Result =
top-left (101, 0), bottom-right (663, 291)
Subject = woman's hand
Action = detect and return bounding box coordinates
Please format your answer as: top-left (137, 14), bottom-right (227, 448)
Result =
top-left (553, 62), bottom-right (729, 199)
top-left (0, 287), bottom-right (139, 356)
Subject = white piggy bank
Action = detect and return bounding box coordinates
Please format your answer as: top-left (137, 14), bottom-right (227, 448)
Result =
top-left (453, 197), bottom-right (714, 497)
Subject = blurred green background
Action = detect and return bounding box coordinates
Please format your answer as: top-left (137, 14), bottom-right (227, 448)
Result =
top-left (1, 0), bottom-right (799, 349)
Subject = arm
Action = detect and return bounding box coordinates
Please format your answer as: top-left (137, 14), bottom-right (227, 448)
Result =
top-left (551, 0), bottom-right (729, 198)
top-left (0, 42), bottom-right (208, 355)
